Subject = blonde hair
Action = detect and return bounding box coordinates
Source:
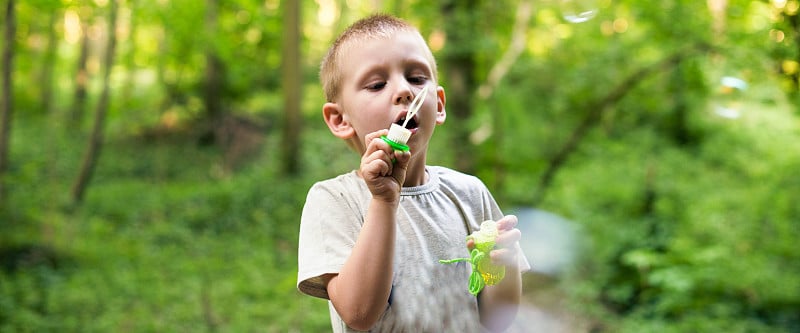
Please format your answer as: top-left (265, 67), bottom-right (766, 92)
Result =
top-left (319, 14), bottom-right (438, 102)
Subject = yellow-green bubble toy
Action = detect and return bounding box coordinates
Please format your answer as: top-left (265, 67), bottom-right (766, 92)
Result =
top-left (439, 220), bottom-right (506, 295)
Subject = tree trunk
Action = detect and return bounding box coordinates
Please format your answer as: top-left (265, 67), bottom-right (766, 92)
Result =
top-left (440, 0), bottom-right (478, 173)
top-left (478, 0), bottom-right (532, 100)
top-left (120, 0), bottom-right (138, 109)
top-left (70, 20), bottom-right (90, 126)
top-left (484, 0), bottom-right (533, 193)
top-left (281, 0), bottom-right (302, 175)
top-left (71, 0), bottom-right (118, 204)
top-left (0, 0), bottom-right (16, 206)
top-left (787, 11), bottom-right (800, 104)
top-left (39, 8), bottom-right (59, 115)
top-left (204, 0), bottom-right (223, 122)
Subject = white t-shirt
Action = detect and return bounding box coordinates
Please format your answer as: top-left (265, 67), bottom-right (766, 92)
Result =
top-left (297, 166), bottom-right (529, 332)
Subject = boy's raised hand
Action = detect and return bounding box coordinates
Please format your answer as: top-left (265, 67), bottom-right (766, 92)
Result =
top-left (360, 129), bottom-right (411, 203)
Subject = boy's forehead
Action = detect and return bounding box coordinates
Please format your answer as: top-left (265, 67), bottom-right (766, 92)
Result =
top-left (340, 30), bottom-right (433, 68)
top-left (341, 32), bottom-right (436, 79)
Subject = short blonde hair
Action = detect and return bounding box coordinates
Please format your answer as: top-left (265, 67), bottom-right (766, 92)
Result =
top-left (320, 14), bottom-right (438, 102)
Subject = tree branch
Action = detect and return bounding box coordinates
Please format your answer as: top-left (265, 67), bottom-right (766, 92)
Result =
top-left (532, 44), bottom-right (710, 205)
top-left (477, 0), bottom-right (533, 100)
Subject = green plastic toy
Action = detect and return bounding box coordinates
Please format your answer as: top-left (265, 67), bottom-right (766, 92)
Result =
top-left (439, 220), bottom-right (506, 295)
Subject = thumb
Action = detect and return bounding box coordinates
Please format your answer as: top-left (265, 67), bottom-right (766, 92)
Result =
top-left (391, 150), bottom-right (411, 184)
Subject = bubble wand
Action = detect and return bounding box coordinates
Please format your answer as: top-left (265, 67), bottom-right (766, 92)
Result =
top-left (439, 221), bottom-right (506, 295)
top-left (381, 85), bottom-right (429, 152)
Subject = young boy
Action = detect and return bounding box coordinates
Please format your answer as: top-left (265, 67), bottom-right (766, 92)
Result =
top-left (297, 14), bottom-right (530, 332)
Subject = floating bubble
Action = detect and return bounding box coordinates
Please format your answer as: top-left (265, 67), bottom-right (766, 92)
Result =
top-left (511, 207), bottom-right (579, 276)
top-left (561, 0), bottom-right (599, 23)
top-left (713, 76), bottom-right (747, 119)
top-left (714, 106), bottom-right (741, 119)
top-left (720, 76), bottom-right (748, 91)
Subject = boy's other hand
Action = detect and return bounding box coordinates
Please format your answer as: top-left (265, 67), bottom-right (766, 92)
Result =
top-left (466, 215), bottom-right (522, 268)
top-left (359, 129), bottom-right (411, 204)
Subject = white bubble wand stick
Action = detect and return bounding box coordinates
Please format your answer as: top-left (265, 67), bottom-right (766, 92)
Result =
top-left (381, 85), bottom-right (429, 152)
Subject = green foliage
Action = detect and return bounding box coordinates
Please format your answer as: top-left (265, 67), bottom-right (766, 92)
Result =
top-left (2, 130), bottom-right (331, 331)
top-left (2, 1), bottom-right (800, 332)
top-left (539, 85), bottom-right (800, 331)
top-left (457, 1), bottom-right (800, 331)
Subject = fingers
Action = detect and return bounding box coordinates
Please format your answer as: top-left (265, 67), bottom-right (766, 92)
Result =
top-left (359, 130), bottom-right (412, 200)
top-left (362, 149), bottom-right (392, 177)
top-left (463, 216), bottom-right (523, 267)
top-left (492, 215), bottom-right (521, 267)
top-left (490, 247), bottom-right (519, 267)
top-left (363, 130), bottom-right (392, 165)
top-left (391, 149), bottom-right (411, 183)
top-left (364, 129), bottom-right (389, 148)
top-left (496, 228), bottom-right (521, 246)
top-left (361, 130), bottom-right (395, 177)
top-left (491, 228), bottom-right (520, 266)
top-left (495, 215), bottom-right (518, 231)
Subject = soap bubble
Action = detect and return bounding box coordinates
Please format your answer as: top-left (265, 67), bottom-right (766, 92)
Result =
top-left (720, 76), bottom-right (748, 91)
top-left (511, 207), bottom-right (579, 276)
top-left (561, 0), bottom-right (599, 23)
top-left (713, 76), bottom-right (748, 119)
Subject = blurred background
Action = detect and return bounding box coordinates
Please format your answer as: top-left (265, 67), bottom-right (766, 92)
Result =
top-left (1, 0), bottom-right (798, 332)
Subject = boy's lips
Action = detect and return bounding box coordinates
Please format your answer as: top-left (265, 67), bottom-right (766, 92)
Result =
top-left (393, 110), bottom-right (419, 129)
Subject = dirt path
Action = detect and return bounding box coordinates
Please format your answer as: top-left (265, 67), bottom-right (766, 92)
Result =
top-left (506, 273), bottom-right (591, 333)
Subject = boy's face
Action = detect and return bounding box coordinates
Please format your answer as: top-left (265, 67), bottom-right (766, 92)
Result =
top-left (323, 31), bottom-right (446, 155)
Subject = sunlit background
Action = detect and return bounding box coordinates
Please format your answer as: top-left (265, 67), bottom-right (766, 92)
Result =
top-left (1, 0), bottom-right (798, 332)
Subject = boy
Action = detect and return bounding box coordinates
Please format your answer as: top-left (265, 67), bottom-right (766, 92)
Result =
top-left (297, 14), bottom-right (530, 332)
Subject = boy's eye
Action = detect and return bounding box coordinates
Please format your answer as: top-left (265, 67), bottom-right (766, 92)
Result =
top-left (366, 82), bottom-right (386, 90)
top-left (408, 76), bottom-right (427, 84)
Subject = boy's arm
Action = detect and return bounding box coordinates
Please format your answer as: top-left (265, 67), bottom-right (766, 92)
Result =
top-left (477, 215), bottom-right (524, 332)
top-left (326, 130), bottom-right (410, 331)
top-left (326, 199), bottom-right (397, 330)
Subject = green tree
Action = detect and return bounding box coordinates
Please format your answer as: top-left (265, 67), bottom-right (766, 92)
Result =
top-left (71, 0), bottom-right (119, 204)
top-left (281, 0), bottom-right (302, 175)
top-left (0, 0), bottom-right (16, 206)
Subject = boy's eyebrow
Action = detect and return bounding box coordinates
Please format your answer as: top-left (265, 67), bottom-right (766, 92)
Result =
top-left (351, 64), bottom-right (386, 87)
top-left (404, 58), bottom-right (434, 76)
top-left (350, 55), bottom-right (433, 87)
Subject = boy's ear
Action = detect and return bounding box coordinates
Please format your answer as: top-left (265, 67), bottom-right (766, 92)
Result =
top-left (436, 86), bottom-right (447, 125)
top-left (323, 102), bottom-right (355, 140)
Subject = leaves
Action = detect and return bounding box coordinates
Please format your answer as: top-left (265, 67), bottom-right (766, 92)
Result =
top-left (1, 0), bottom-right (799, 332)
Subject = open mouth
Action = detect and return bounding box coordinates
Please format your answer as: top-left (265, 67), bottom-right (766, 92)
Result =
top-left (395, 115), bottom-right (419, 129)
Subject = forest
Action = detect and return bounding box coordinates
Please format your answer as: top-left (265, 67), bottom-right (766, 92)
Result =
top-left (1, 0), bottom-right (799, 332)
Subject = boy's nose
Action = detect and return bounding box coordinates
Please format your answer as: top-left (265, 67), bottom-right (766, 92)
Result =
top-left (395, 90), bottom-right (413, 105)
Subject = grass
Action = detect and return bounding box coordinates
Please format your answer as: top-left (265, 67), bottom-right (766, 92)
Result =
top-left (1, 116), bottom-right (333, 332)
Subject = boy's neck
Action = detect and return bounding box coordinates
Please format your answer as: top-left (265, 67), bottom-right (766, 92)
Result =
top-left (403, 165), bottom-right (428, 187)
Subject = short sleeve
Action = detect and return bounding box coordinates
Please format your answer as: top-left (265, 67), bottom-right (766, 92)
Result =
top-left (479, 181), bottom-right (504, 222)
top-left (296, 180), bottom-right (365, 299)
